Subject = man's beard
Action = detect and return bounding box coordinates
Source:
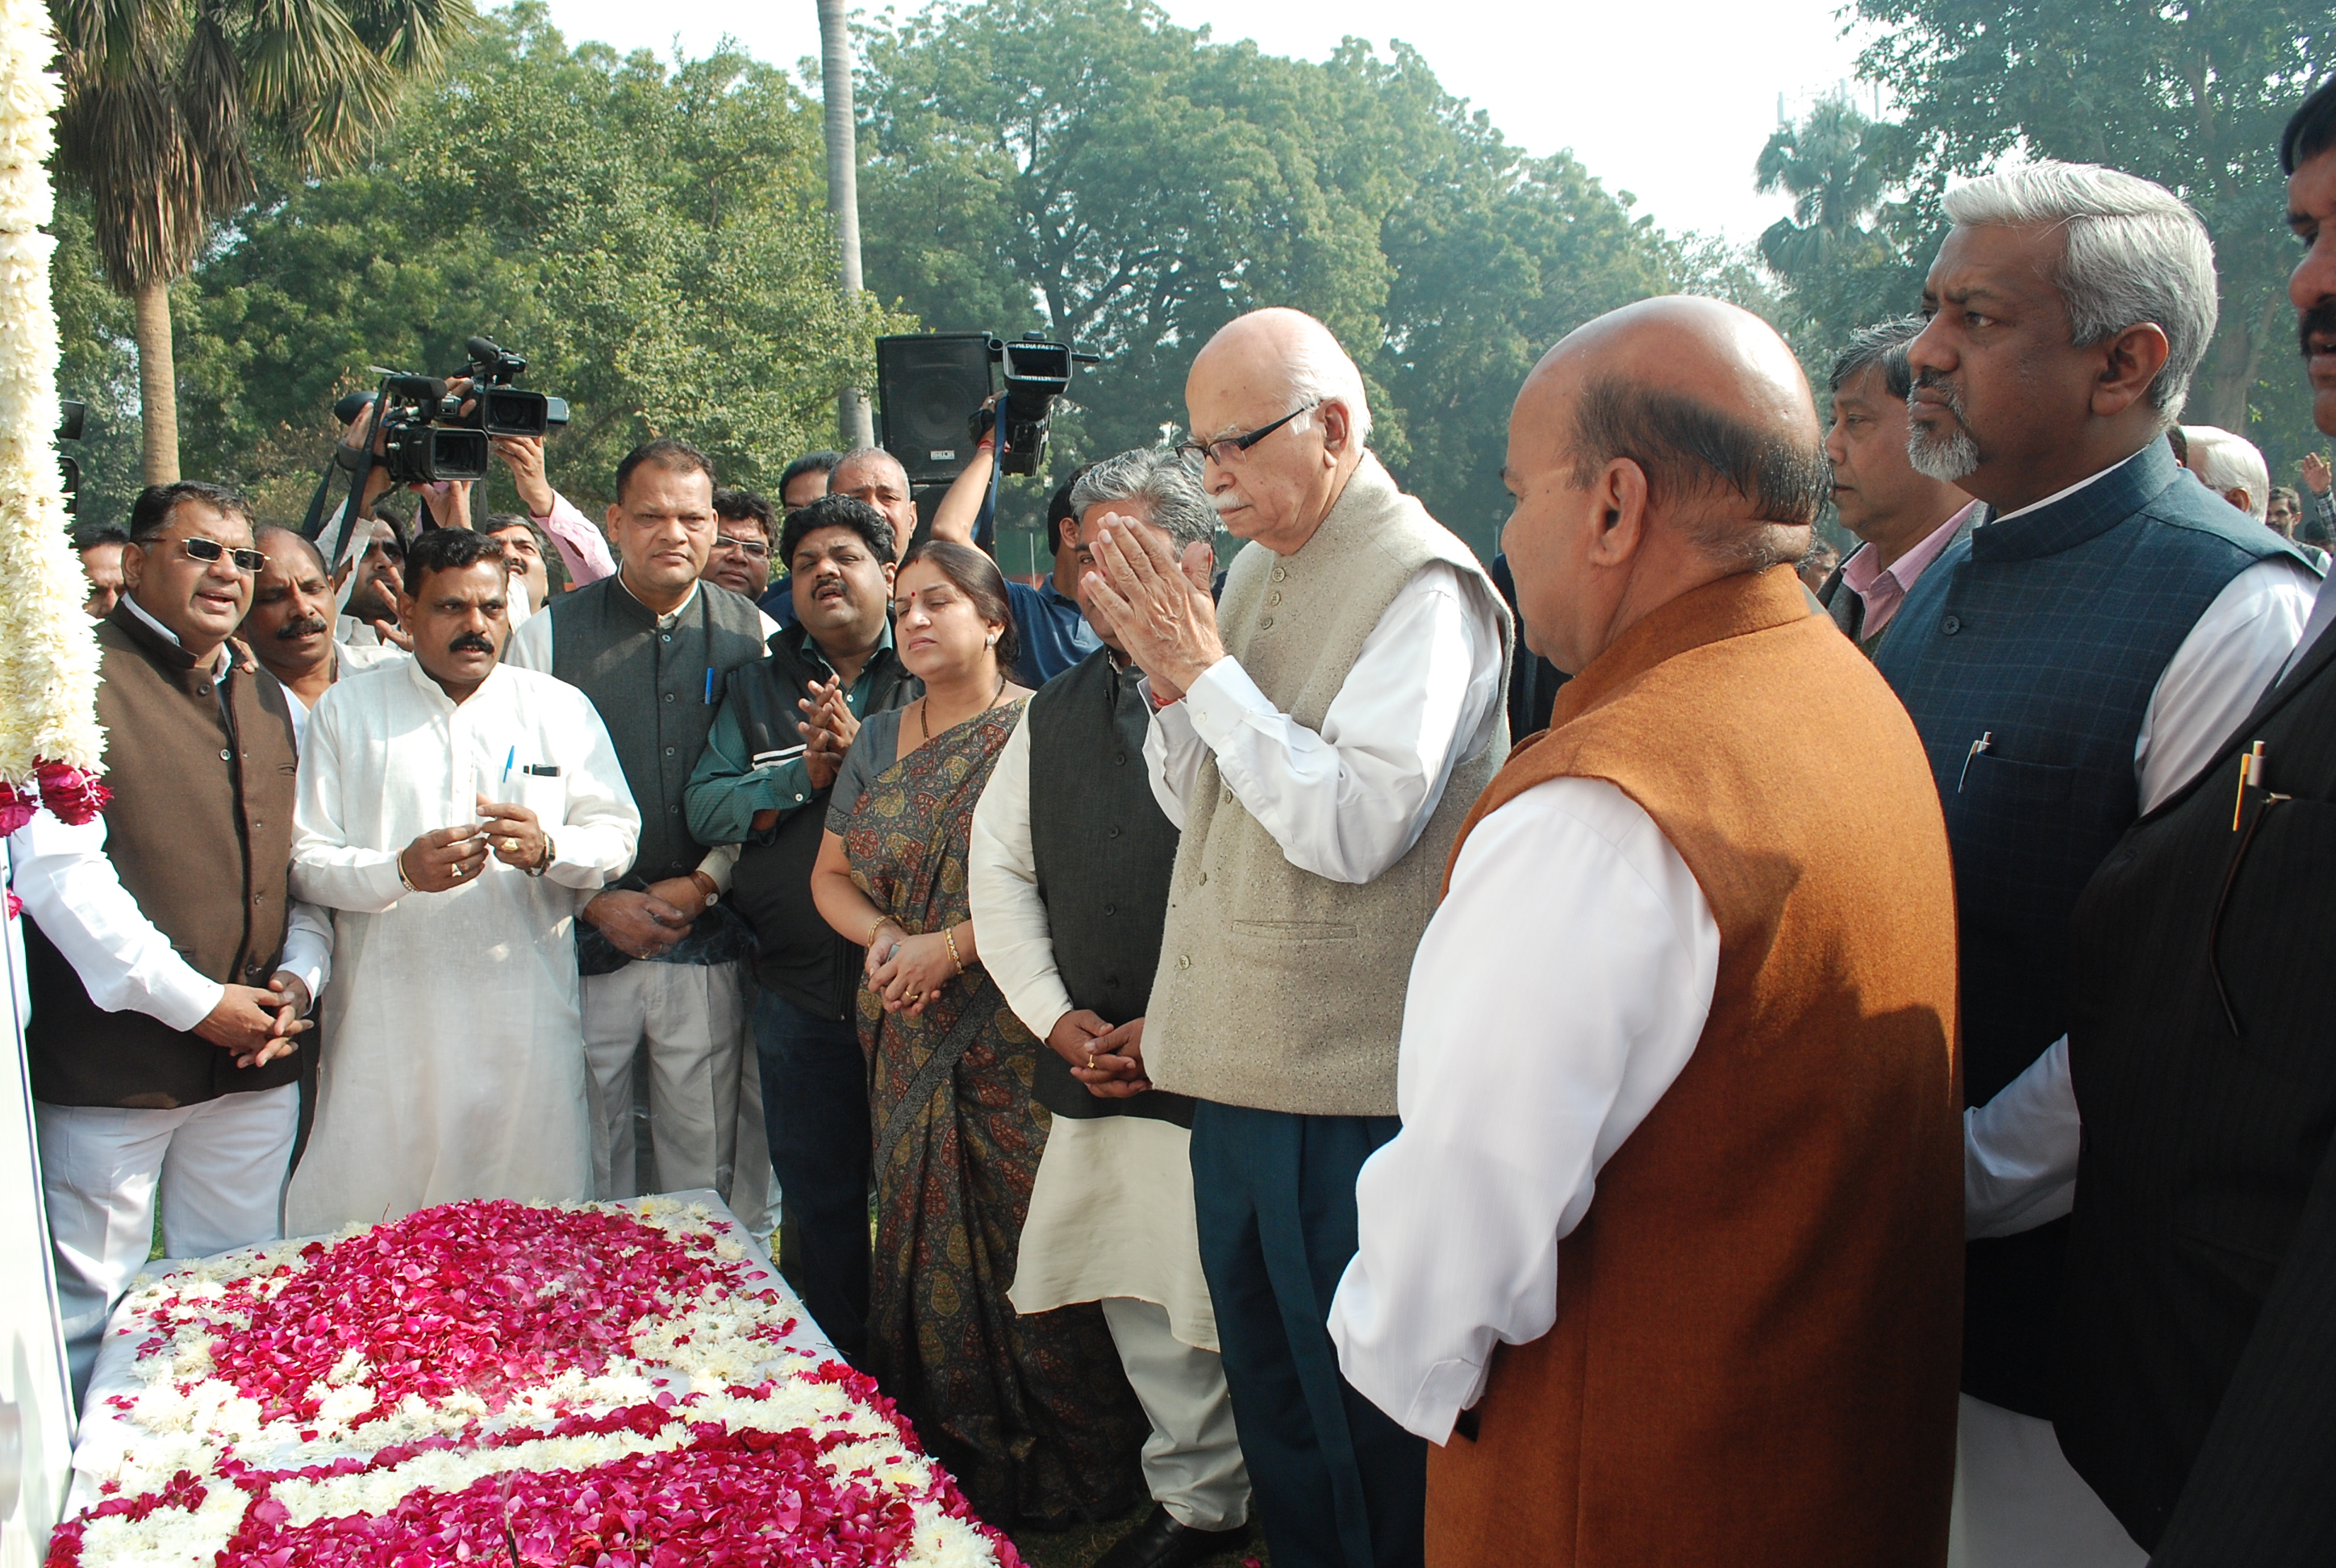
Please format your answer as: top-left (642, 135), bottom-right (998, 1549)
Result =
top-left (1906, 371), bottom-right (1981, 482)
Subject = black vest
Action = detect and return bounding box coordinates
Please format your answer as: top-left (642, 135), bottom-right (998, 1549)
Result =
top-left (2054, 624), bottom-right (2336, 1557)
top-left (547, 575), bottom-right (768, 973)
top-left (724, 626), bottom-right (919, 1017)
top-left (1024, 649), bottom-right (1191, 1126)
top-left (1871, 440), bottom-right (2301, 1416)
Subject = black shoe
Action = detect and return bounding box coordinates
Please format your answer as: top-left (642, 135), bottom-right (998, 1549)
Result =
top-left (1091, 1503), bottom-right (1250, 1568)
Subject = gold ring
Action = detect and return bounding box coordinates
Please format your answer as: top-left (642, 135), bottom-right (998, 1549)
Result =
top-left (453, 863), bottom-right (465, 878)
top-left (502, 837), bottom-right (519, 853)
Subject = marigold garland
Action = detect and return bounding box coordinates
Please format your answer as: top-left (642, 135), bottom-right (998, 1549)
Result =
top-left (0, 0), bottom-right (105, 824)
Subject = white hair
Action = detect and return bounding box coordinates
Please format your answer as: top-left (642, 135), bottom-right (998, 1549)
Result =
top-left (1942, 161), bottom-right (2217, 422)
top-left (2182, 426), bottom-right (2271, 524)
top-left (1285, 335), bottom-right (1374, 446)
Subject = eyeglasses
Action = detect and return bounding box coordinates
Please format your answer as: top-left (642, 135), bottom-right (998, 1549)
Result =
top-left (177, 537), bottom-right (267, 574)
top-left (711, 536), bottom-right (771, 558)
top-left (1174, 404), bottom-right (1318, 468)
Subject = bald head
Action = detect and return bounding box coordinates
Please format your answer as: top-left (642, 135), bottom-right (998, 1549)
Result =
top-left (827, 447), bottom-right (916, 544)
top-left (1501, 296), bottom-right (1829, 673)
top-left (1184, 308), bottom-right (1372, 554)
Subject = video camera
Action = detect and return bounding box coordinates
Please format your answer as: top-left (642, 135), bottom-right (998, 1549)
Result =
top-left (348, 336), bottom-right (570, 486)
top-left (982, 332), bottom-right (1099, 477)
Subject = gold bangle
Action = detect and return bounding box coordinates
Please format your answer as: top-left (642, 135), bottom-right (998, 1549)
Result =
top-left (395, 849), bottom-right (415, 891)
top-left (866, 915), bottom-right (893, 949)
top-left (945, 924), bottom-right (966, 975)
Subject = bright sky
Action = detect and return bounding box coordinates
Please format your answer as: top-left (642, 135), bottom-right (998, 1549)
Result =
top-left (538, 0), bottom-right (1877, 248)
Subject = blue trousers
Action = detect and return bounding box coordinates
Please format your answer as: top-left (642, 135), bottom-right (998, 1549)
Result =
top-left (753, 987), bottom-right (870, 1362)
top-left (1190, 1101), bottom-right (1425, 1568)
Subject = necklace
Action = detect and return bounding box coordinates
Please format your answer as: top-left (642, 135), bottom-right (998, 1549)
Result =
top-left (919, 673), bottom-right (1008, 740)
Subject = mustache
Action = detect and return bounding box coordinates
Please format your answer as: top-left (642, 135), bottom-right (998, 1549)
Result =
top-left (2301, 298), bottom-right (2336, 356)
top-left (1908, 367), bottom-right (1970, 424)
top-left (447, 632), bottom-right (497, 655)
top-left (275, 615), bottom-right (329, 641)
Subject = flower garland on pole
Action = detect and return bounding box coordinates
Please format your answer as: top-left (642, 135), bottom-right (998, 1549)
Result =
top-left (0, 0), bottom-right (106, 855)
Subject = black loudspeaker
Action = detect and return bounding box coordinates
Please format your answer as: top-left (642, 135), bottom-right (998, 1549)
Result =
top-left (877, 333), bottom-right (994, 486)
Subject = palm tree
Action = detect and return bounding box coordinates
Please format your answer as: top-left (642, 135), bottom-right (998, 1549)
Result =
top-left (816, 0), bottom-right (874, 448)
top-left (52, 0), bottom-right (473, 483)
top-left (1754, 96), bottom-right (1891, 281)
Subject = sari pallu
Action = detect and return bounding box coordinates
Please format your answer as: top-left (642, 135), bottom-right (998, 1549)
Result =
top-left (841, 699), bottom-right (1146, 1527)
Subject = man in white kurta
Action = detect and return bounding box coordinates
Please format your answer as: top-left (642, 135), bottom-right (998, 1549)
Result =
top-left (287, 530), bottom-right (639, 1232)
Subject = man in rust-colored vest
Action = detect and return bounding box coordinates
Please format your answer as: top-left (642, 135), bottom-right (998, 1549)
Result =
top-left (1328, 297), bottom-right (1963, 1566)
top-left (16, 481), bottom-right (323, 1395)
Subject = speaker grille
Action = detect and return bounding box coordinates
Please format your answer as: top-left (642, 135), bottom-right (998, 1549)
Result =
top-left (876, 334), bottom-right (994, 486)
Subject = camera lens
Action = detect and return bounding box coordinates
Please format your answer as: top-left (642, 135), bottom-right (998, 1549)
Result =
top-left (427, 428), bottom-right (491, 481)
top-left (480, 389), bottom-right (549, 438)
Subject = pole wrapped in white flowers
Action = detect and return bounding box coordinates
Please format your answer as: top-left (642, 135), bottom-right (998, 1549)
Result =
top-left (0, 0), bottom-right (105, 838)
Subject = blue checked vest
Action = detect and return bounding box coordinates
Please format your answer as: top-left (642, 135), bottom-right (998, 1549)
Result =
top-left (1872, 436), bottom-right (2298, 1416)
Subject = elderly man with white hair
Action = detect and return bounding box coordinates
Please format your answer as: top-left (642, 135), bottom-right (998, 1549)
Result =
top-left (1082, 308), bottom-right (1511, 1568)
top-left (1872, 161), bottom-right (2318, 1566)
top-left (2179, 424), bottom-right (2274, 525)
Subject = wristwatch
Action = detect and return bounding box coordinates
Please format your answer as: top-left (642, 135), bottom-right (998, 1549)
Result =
top-left (526, 835), bottom-right (555, 878)
top-left (690, 869), bottom-right (720, 907)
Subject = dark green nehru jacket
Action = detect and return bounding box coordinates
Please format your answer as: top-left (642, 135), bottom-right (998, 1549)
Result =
top-left (1024, 648), bottom-right (1191, 1127)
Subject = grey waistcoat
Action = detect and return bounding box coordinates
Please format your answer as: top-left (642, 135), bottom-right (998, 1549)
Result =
top-left (1142, 454), bottom-right (1512, 1117)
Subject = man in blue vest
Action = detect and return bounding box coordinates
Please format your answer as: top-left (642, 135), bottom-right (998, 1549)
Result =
top-left (507, 439), bottom-right (780, 1228)
top-left (1872, 161), bottom-right (2319, 1564)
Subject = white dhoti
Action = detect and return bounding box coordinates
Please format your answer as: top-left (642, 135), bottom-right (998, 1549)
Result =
top-left (1950, 1394), bottom-right (2148, 1568)
top-left (1011, 1114), bottom-right (1248, 1529)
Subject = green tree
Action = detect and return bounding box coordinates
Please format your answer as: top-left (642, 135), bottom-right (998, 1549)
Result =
top-left (1853, 0), bottom-right (2336, 469)
top-left (51, 0), bottom-right (473, 483)
top-left (855, 0), bottom-right (1671, 559)
top-left (162, 4), bottom-right (907, 521)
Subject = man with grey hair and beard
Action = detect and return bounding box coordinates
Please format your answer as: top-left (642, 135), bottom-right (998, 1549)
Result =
top-left (1873, 161), bottom-right (2318, 1565)
top-left (970, 448), bottom-right (1254, 1568)
top-left (1083, 309), bottom-right (1511, 1568)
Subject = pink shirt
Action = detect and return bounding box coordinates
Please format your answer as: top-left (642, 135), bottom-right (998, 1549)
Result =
top-left (535, 491), bottom-right (618, 586)
top-left (1838, 500), bottom-right (1979, 637)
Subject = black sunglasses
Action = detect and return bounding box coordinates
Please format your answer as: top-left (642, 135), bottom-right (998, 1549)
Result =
top-left (176, 537), bottom-right (267, 574)
top-left (1174, 403), bottom-right (1319, 468)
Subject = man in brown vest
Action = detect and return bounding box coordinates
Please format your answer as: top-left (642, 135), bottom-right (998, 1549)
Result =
top-left (17, 481), bottom-right (327, 1393)
top-left (1329, 297), bottom-right (1963, 1566)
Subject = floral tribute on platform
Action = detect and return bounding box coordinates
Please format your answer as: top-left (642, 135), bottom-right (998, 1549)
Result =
top-left (48, 1197), bottom-right (1019, 1568)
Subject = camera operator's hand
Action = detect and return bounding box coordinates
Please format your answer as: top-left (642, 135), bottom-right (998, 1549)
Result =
top-left (411, 478), bottom-right (473, 531)
top-left (492, 435), bottom-right (557, 519)
top-left (339, 397), bottom-right (399, 521)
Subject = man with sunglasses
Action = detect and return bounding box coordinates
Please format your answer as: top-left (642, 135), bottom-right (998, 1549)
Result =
top-left (1082, 307), bottom-right (1512, 1568)
top-left (16, 481), bottom-right (331, 1394)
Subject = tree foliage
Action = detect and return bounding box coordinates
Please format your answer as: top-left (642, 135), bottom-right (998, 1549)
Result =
top-left (855, 0), bottom-right (1675, 558)
top-left (1850, 0), bottom-right (2336, 471)
top-left (81, 3), bottom-right (907, 524)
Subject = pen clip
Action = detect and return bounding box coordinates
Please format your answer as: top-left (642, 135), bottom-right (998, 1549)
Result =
top-left (1957, 731), bottom-right (1992, 794)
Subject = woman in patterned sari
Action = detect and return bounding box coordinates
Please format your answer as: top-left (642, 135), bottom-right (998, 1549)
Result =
top-left (810, 539), bottom-right (1146, 1528)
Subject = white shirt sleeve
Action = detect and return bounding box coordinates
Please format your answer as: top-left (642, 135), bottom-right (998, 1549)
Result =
top-left (1328, 777), bottom-right (1719, 1441)
top-left (9, 812), bottom-right (227, 1033)
top-left (1146, 561), bottom-right (1506, 884)
top-left (289, 692), bottom-right (409, 915)
top-left (2134, 557), bottom-right (2317, 812)
top-left (276, 899), bottom-right (332, 1006)
top-left (1141, 693), bottom-right (1203, 830)
top-left (503, 607), bottom-right (555, 674)
top-left (1965, 1036), bottom-right (2081, 1240)
top-left (966, 713), bottom-right (1074, 1042)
